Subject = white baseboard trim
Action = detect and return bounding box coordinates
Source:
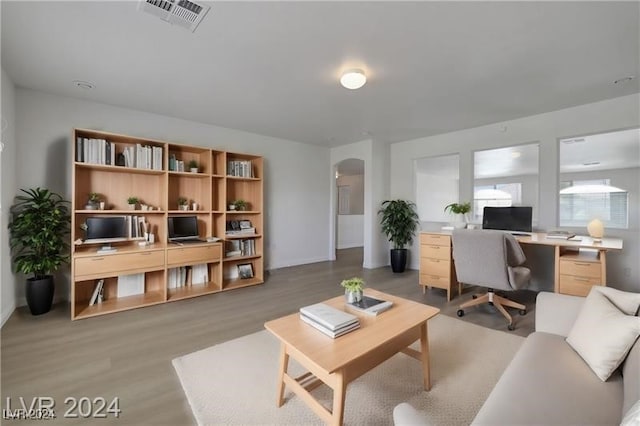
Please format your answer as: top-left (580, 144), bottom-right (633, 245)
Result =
top-left (1, 302), bottom-right (16, 328)
top-left (267, 256), bottom-right (331, 271)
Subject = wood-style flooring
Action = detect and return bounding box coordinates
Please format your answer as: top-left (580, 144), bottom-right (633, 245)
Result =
top-left (1, 248), bottom-right (536, 425)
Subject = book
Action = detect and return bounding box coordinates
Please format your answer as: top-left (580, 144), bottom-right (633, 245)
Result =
top-left (546, 230), bottom-right (576, 239)
top-left (89, 279), bottom-right (104, 306)
top-left (345, 296), bottom-right (393, 316)
top-left (300, 314), bottom-right (360, 338)
top-left (299, 303), bottom-right (359, 331)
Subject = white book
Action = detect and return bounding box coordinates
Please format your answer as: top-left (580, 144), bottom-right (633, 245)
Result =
top-left (117, 273), bottom-right (145, 298)
top-left (89, 279), bottom-right (104, 306)
top-left (299, 303), bottom-right (359, 331)
top-left (300, 314), bottom-right (360, 338)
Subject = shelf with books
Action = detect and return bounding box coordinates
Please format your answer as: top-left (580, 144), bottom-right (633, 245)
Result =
top-left (71, 128), bottom-right (264, 319)
top-left (71, 269), bottom-right (166, 319)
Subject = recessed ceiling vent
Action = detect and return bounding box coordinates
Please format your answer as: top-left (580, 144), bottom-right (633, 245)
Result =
top-left (138, 0), bottom-right (210, 32)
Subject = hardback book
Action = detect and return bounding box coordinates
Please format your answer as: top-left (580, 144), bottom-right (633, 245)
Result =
top-left (300, 314), bottom-right (360, 338)
top-left (346, 296), bottom-right (393, 316)
top-left (546, 230), bottom-right (576, 239)
top-left (299, 303), bottom-right (359, 331)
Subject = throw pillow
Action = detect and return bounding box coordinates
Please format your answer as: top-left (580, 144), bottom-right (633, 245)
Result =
top-left (566, 286), bottom-right (640, 381)
top-left (621, 399), bottom-right (640, 426)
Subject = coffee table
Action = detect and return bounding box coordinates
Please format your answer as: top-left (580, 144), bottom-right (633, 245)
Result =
top-left (264, 289), bottom-right (440, 425)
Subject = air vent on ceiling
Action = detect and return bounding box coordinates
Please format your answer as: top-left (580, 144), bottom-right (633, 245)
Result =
top-left (138, 0), bottom-right (210, 32)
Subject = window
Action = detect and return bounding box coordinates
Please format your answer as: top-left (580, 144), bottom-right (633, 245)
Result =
top-left (473, 183), bottom-right (522, 222)
top-left (559, 179), bottom-right (628, 228)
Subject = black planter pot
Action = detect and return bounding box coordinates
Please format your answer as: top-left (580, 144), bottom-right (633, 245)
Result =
top-left (26, 276), bottom-right (54, 315)
top-left (390, 249), bottom-right (408, 273)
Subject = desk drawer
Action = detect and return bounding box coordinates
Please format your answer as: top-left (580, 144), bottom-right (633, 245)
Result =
top-left (420, 233), bottom-right (451, 247)
top-left (167, 244), bottom-right (221, 266)
top-left (559, 258), bottom-right (601, 279)
top-left (75, 250), bottom-right (164, 277)
top-left (559, 275), bottom-right (602, 297)
top-left (419, 274), bottom-right (451, 290)
top-left (420, 257), bottom-right (450, 277)
top-left (421, 244), bottom-right (451, 261)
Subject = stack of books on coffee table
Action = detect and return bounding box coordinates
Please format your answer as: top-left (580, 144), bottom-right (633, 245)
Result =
top-left (299, 303), bottom-right (360, 338)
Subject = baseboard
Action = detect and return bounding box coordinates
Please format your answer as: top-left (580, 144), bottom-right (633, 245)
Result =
top-left (267, 256), bottom-right (331, 270)
top-left (1, 302), bottom-right (16, 328)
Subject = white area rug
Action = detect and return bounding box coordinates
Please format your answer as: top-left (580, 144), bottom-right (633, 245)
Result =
top-left (172, 315), bottom-right (524, 425)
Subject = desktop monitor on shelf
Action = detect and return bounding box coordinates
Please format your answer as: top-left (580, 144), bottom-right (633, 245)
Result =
top-left (482, 206), bottom-right (533, 233)
top-left (84, 216), bottom-right (128, 252)
top-left (167, 215), bottom-right (201, 242)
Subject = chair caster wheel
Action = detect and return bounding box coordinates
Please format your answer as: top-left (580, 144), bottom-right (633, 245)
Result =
top-left (457, 309), bottom-right (465, 317)
top-left (472, 294), bottom-right (477, 299)
top-left (507, 324), bottom-right (515, 331)
top-left (488, 301), bottom-right (494, 306)
top-left (519, 309), bottom-right (527, 316)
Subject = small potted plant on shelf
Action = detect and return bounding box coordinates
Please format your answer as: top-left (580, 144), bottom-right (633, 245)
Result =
top-left (127, 196), bottom-right (139, 210)
top-left (85, 192), bottom-right (101, 210)
top-left (188, 159), bottom-right (198, 173)
top-left (8, 188), bottom-right (70, 315)
top-left (444, 202), bottom-right (471, 229)
top-left (233, 199), bottom-right (248, 211)
top-left (341, 277), bottom-right (364, 303)
top-left (178, 197), bottom-right (189, 211)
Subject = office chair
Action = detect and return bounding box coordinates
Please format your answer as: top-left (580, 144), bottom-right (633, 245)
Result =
top-left (451, 229), bottom-right (530, 330)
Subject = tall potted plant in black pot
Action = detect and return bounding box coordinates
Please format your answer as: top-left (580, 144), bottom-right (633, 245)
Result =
top-left (8, 188), bottom-right (70, 315)
top-left (378, 199), bottom-right (419, 273)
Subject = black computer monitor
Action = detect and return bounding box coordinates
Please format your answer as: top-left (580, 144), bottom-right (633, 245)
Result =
top-left (482, 206), bottom-right (533, 233)
top-left (84, 216), bottom-right (128, 244)
top-left (168, 216), bottom-right (199, 241)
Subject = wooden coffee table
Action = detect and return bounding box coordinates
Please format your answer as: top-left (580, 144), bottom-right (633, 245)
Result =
top-left (264, 289), bottom-right (440, 425)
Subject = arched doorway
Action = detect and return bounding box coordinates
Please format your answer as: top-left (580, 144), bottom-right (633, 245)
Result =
top-left (334, 158), bottom-right (365, 265)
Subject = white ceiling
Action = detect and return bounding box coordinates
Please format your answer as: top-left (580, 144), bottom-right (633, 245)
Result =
top-left (2, 1), bottom-right (639, 147)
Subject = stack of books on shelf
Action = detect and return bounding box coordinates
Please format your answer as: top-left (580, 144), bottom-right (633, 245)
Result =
top-left (168, 264), bottom-right (208, 288)
top-left (88, 279), bottom-right (105, 306)
top-left (125, 215), bottom-right (148, 240)
top-left (168, 154), bottom-right (191, 172)
top-left (225, 239), bottom-right (256, 257)
top-left (225, 220), bottom-right (256, 236)
top-left (76, 137), bottom-right (116, 165)
top-left (227, 160), bottom-right (253, 178)
top-left (122, 144), bottom-right (163, 170)
top-left (299, 303), bottom-right (360, 339)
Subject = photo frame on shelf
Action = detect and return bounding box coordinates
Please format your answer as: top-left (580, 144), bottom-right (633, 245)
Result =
top-left (239, 220), bottom-right (252, 229)
top-left (238, 263), bottom-right (254, 279)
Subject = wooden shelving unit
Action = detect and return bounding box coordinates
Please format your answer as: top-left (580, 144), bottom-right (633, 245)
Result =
top-left (70, 128), bottom-right (264, 320)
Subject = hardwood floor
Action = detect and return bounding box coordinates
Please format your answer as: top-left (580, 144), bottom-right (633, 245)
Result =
top-left (1, 248), bottom-right (536, 425)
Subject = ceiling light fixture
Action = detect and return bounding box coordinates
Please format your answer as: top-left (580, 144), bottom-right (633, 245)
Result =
top-left (340, 69), bottom-right (366, 90)
top-left (73, 80), bottom-right (94, 90)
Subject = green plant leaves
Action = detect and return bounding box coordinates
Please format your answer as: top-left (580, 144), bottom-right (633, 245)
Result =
top-left (8, 187), bottom-right (70, 279)
top-left (378, 199), bottom-right (419, 249)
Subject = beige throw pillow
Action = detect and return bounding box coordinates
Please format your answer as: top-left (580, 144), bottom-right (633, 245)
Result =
top-left (566, 286), bottom-right (640, 381)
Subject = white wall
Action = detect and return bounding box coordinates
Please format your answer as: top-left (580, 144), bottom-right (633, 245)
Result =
top-left (337, 215), bottom-right (364, 249)
top-left (1, 68), bottom-right (17, 326)
top-left (391, 94), bottom-right (640, 292)
top-left (12, 88), bottom-right (331, 305)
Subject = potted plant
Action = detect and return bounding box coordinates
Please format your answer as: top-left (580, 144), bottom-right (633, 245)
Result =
top-left (444, 202), bottom-right (471, 229)
top-left (341, 277), bottom-right (364, 303)
top-left (85, 192), bottom-right (100, 210)
top-left (378, 199), bottom-right (420, 273)
top-left (127, 196), bottom-right (139, 210)
top-left (233, 199), bottom-right (248, 211)
top-left (8, 188), bottom-right (70, 315)
top-left (188, 159), bottom-right (198, 173)
top-left (177, 197), bottom-right (189, 211)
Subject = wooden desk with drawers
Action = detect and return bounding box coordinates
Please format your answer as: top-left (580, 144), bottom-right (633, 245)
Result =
top-left (419, 231), bottom-right (623, 298)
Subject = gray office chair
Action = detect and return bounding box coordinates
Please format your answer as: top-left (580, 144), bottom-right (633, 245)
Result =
top-left (451, 229), bottom-right (530, 330)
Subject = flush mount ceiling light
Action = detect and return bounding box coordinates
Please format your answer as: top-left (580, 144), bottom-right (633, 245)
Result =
top-left (340, 69), bottom-right (366, 90)
top-left (73, 80), bottom-right (94, 90)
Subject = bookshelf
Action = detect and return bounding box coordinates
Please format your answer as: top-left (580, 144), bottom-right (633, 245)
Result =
top-left (71, 128), bottom-right (264, 320)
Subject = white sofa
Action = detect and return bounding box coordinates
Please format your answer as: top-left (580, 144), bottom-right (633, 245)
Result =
top-left (394, 291), bottom-right (640, 425)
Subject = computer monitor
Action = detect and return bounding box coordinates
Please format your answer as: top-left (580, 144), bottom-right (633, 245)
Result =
top-left (482, 206), bottom-right (533, 233)
top-left (168, 216), bottom-right (199, 241)
top-left (84, 216), bottom-right (128, 244)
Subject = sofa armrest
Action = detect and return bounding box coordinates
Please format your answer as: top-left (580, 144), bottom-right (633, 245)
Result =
top-left (535, 291), bottom-right (585, 337)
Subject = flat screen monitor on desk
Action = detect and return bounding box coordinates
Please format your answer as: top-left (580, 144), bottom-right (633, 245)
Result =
top-left (482, 206), bottom-right (533, 233)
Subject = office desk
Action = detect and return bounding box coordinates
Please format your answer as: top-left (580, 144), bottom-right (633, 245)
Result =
top-left (419, 232), bottom-right (623, 297)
